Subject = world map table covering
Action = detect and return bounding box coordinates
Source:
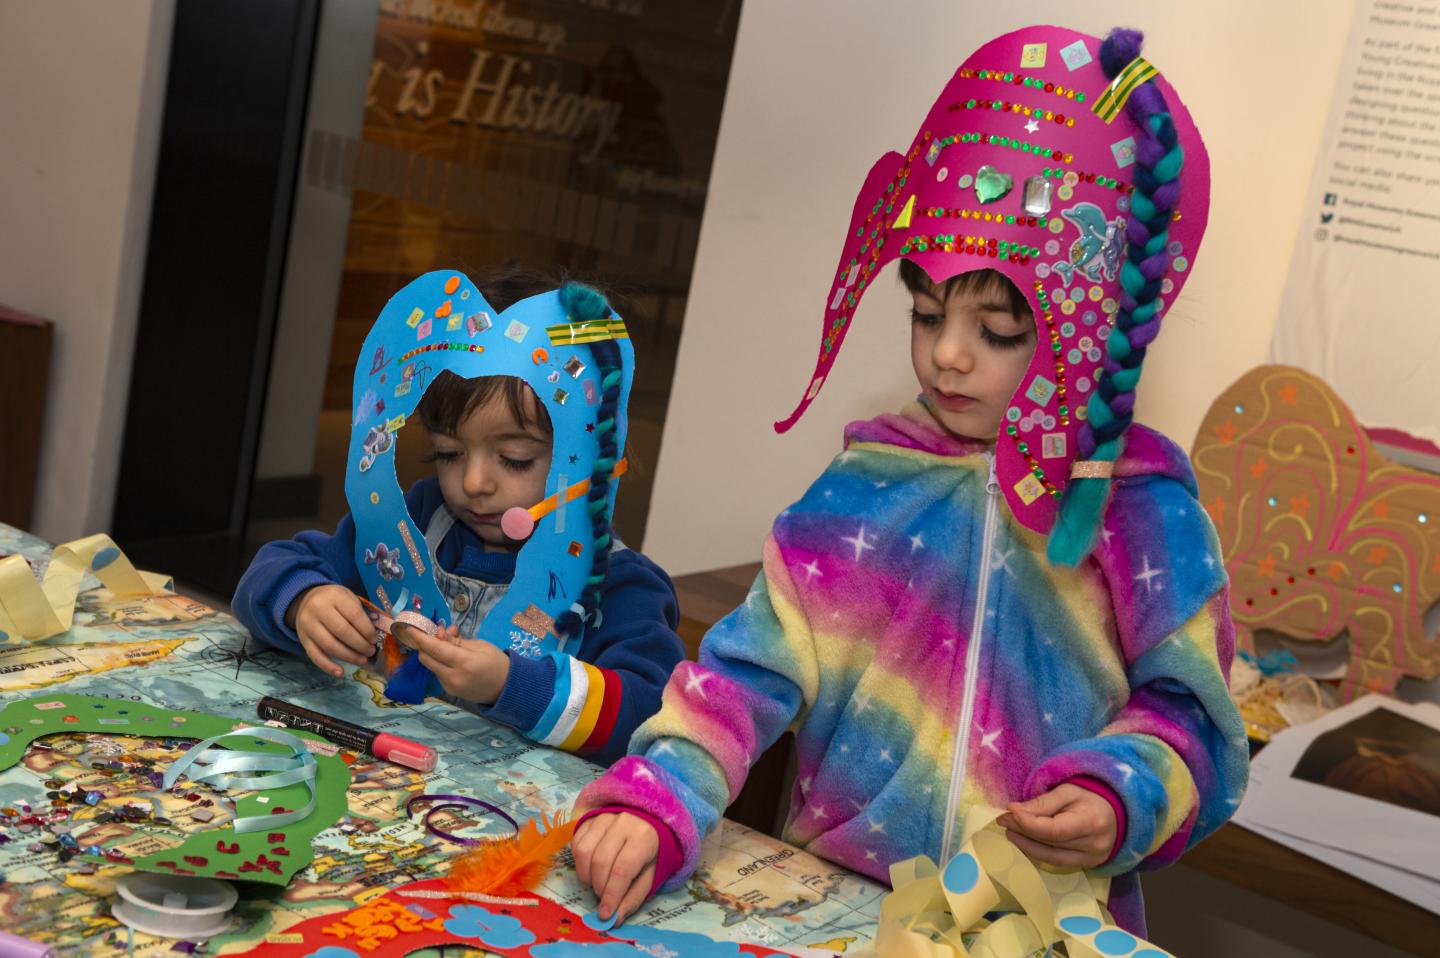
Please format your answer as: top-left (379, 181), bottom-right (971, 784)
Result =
top-left (0, 524), bottom-right (882, 956)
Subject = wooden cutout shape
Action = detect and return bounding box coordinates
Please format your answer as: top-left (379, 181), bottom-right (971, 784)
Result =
top-left (0, 694), bottom-right (351, 885)
top-left (227, 877), bottom-right (797, 956)
top-left (1191, 365), bottom-right (1440, 698)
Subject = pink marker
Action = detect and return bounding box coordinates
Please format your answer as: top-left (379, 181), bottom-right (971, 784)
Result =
top-left (256, 697), bottom-right (437, 772)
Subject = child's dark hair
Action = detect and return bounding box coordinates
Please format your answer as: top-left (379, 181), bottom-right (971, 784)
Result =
top-left (415, 265), bottom-right (606, 438)
top-left (897, 259), bottom-right (1033, 320)
top-left (1047, 28), bottom-right (1184, 566)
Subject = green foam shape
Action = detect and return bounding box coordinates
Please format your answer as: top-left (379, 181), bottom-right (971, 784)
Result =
top-left (0, 693), bottom-right (351, 886)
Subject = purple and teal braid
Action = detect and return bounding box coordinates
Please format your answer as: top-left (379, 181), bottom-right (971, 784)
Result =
top-left (554, 282), bottom-right (624, 641)
top-left (1048, 28), bottom-right (1183, 567)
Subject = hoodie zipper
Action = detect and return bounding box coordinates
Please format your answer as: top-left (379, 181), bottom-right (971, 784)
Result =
top-left (940, 451), bottom-right (999, 862)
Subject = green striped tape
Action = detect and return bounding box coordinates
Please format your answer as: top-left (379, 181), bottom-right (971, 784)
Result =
top-left (1092, 57), bottom-right (1158, 123)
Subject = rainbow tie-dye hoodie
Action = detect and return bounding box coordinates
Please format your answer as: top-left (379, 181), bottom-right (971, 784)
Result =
top-left (579, 402), bottom-right (1248, 931)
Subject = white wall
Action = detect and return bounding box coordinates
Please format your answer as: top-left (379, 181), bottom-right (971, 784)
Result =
top-left (0, 0), bottom-right (174, 542)
top-left (645, 0), bottom-right (1357, 575)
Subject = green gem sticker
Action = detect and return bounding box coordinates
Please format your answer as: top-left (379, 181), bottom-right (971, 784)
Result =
top-left (974, 165), bottom-right (1014, 204)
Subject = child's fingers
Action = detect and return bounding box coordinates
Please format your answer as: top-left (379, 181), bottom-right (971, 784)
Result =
top-left (302, 633), bottom-right (354, 676)
top-left (612, 860), bottom-right (656, 925)
top-left (301, 641), bottom-right (345, 678)
top-left (598, 835), bottom-right (656, 921)
top-left (1004, 829), bottom-right (1097, 869)
top-left (322, 608), bottom-right (376, 657)
top-left (339, 599), bottom-right (378, 648)
top-left (1008, 787), bottom-right (1070, 819)
top-left (571, 815), bottom-right (611, 887)
top-left (415, 648), bottom-right (449, 682)
top-left (410, 630), bottom-right (463, 668)
top-left (586, 822), bottom-right (632, 906)
top-left (1006, 807), bottom-right (1084, 844)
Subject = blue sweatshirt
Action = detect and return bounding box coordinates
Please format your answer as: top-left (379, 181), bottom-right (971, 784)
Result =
top-left (232, 478), bottom-right (684, 766)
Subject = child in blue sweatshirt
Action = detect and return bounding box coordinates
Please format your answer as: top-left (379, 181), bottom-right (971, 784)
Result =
top-left (233, 269), bottom-right (684, 766)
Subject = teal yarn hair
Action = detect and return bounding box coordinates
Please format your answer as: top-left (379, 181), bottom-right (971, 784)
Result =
top-left (553, 281), bottom-right (624, 641)
top-left (1047, 28), bottom-right (1184, 567)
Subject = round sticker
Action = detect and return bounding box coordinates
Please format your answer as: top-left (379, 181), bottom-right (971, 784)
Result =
top-left (1068, 349), bottom-right (1083, 364)
top-left (1116, 195), bottom-right (1131, 212)
top-left (1167, 240), bottom-right (1183, 256)
top-left (1061, 299), bottom-right (1076, 315)
top-left (936, 166), bottom-right (949, 182)
top-left (1063, 171), bottom-right (1079, 187)
top-left (1035, 263), bottom-right (1051, 279)
top-left (1173, 256), bottom-right (1189, 272)
top-left (1057, 185), bottom-right (1074, 201)
top-left (1161, 277), bottom-right (1174, 294)
top-left (1043, 415), bottom-right (1056, 429)
top-left (1087, 347), bottom-right (1102, 362)
top-left (1060, 321), bottom-right (1076, 337)
top-left (1045, 239), bottom-right (1061, 255)
top-left (958, 174), bottom-right (975, 188)
top-left (1088, 285), bottom-right (1104, 302)
top-left (1007, 406), bottom-right (1022, 422)
top-left (1077, 376), bottom-right (1092, 392)
top-left (1102, 297), bottom-right (1117, 314)
top-left (1082, 310), bottom-right (1097, 326)
top-left (1050, 219), bottom-right (1065, 234)
top-left (1069, 287), bottom-right (1085, 303)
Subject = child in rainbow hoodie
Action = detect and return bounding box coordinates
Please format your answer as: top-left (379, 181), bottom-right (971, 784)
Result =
top-left (570, 26), bottom-right (1248, 937)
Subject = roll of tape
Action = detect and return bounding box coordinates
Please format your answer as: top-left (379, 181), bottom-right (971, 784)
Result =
top-left (112, 873), bottom-right (238, 940)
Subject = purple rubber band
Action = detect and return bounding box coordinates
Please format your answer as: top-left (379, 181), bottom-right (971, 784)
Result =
top-left (406, 793), bottom-right (518, 845)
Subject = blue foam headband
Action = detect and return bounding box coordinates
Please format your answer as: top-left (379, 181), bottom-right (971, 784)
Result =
top-left (344, 271), bottom-right (634, 703)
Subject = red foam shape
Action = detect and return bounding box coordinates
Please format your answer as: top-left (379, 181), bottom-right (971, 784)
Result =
top-left (222, 878), bottom-right (799, 957)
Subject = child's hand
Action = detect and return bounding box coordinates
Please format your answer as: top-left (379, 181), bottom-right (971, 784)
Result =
top-left (997, 783), bottom-right (1117, 869)
top-left (572, 810), bottom-right (659, 924)
top-left (408, 625), bottom-right (511, 704)
top-left (287, 585), bottom-right (377, 677)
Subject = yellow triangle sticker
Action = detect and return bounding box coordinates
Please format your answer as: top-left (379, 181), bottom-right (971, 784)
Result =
top-left (892, 195), bottom-right (915, 230)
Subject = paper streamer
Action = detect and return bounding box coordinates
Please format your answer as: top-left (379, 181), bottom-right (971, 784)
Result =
top-left (0, 534), bottom-right (170, 642)
top-left (163, 726), bottom-right (319, 833)
top-left (869, 807), bottom-right (1172, 958)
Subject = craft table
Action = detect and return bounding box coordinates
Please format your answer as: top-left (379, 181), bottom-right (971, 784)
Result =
top-left (0, 525), bottom-right (884, 956)
top-left (673, 562), bottom-right (1440, 958)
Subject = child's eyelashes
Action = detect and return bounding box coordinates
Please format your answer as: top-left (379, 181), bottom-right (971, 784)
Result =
top-left (911, 308), bottom-right (1032, 350)
top-left (980, 326), bottom-right (1033, 350)
top-left (423, 449), bottom-right (536, 472)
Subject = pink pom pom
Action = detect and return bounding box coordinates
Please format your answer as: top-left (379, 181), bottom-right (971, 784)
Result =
top-left (501, 507), bottom-right (536, 540)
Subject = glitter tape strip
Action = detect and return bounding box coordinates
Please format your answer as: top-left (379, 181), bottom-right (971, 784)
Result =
top-left (396, 521), bottom-right (426, 576)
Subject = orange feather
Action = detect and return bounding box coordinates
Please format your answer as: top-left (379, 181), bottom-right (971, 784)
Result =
top-left (445, 810), bottom-right (576, 898)
top-left (381, 632), bottom-right (407, 675)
